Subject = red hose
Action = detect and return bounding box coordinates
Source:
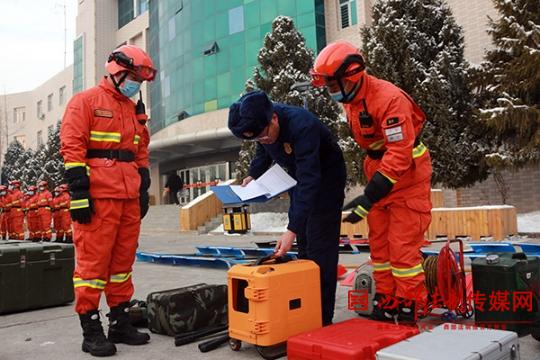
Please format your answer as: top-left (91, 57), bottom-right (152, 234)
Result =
top-left (436, 242), bottom-right (464, 311)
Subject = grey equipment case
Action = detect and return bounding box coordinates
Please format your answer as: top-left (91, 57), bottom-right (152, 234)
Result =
top-left (376, 323), bottom-right (520, 360)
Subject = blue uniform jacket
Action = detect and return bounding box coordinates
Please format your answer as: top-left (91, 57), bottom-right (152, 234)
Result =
top-left (248, 103), bottom-right (345, 234)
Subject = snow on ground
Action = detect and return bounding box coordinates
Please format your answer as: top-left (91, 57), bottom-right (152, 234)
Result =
top-left (211, 211), bottom-right (540, 234)
top-left (517, 211), bottom-right (540, 233)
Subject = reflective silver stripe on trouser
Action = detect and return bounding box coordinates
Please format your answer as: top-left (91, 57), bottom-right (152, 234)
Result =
top-left (109, 272), bottom-right (132, 283)
top-left (73, 277), bottom-right (106, 289)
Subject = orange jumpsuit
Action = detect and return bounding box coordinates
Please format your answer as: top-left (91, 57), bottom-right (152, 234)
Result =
top-left (53, 191), bottom-right (72, 242)
top-left (25, 193), bottom-right (41, 241)
top-left (343, 74), bottom-right (432, 302)
top-left (37, 189), bottom-right (53, 241)
top-left (7, 189), bottom-right (25, 240)
top-left (60, 77), bottom-right (149, 314)
top-left (0, 194), bottom-right (8, 240)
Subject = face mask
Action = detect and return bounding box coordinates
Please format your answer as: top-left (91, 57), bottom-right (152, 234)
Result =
top-left (119, 79), bottom-right (141, 98)
top-left (330, 91), bottom-right (344, 102)
top-left (0, 191), bottom-right (5, 196)
top-left (8, 185), bottom-right (13, 191)
top-left (39, 187), bottom-right (45, 192)
top-left (54, 192), bottom-right (59, 197)
top-left (27, 191), bottom-right (34, 196)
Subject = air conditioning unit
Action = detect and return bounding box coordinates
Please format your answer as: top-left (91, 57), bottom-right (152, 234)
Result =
top-left (39, 113), bottom-right (45, 120)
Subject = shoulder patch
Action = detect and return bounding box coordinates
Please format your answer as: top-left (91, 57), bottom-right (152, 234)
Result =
top-left (94, 109), bottom-right (113, 118)
top-left (386, 117), bottom-right (399, 126)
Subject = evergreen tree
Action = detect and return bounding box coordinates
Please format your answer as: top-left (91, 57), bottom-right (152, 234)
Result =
top-left (42, 121), bottom-right (64, 187)
top-left (235, 16), bottom-right (363, 186)
top-left (362, 0), bottom-right (488, 188)
top-left (21, 148), bottom-right (39, 187)
top-left (12, 148), bottom-right (34, 188)
top-left (474, 0), bottom-right (540, 169)
top-left (1, 140), bottom-right (25, 184)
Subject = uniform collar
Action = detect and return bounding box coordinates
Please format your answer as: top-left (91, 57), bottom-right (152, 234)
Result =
top-left (349, 73), bottom-right (370, 105)
top-left (99, 76), bottom-right (132, 102)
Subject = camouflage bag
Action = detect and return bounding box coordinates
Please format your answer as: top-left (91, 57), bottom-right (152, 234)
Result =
top-left (146, 283), bottom-right (228, 336)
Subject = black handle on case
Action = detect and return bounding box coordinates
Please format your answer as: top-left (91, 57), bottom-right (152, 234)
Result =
top-left (198, 333), bottom-right (229, 353)
top-left (254, 254), bottom-right (293, 266)
top-left (174, 324), bottom-right (228, 346)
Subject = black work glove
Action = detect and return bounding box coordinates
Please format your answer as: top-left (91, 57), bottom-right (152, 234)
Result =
top-left (138, 167), bottom-right (151, 219)
top-left (65, 166), bottom-right (93, 224)
top-left (343, 194), bottom-right (373, 224)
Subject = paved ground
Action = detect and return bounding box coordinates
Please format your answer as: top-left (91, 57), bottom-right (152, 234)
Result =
top-left (1, 207), bottom-right (540, 359)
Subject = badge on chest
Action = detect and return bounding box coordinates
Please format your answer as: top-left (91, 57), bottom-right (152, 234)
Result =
top-left (283, 143), bottom-right (293, 155)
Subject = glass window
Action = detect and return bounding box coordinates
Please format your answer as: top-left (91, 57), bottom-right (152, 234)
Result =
top-left (137, 0), bottom-right (148, 15)
top-left (73, 35), bottom-right (84, 93)
top-left (339, 0), bottom-right (357, 29)
top-left (118, 0), bottom-right (134, 29)
top-left (168, 16), bottom-right (176, 41)
top-left (13, 107), bottom-right (25, 124)
top-left (59, 86), bottom-right (66, 105)
top-left (37, 130), bottom-right (43, 147)
top-left (47, 93), bottom-right (53, 112)
top-left (228, 6), bottom-right (244, 35)
top-left (244, 1), bottom-right (260, 29)
top-left (37, 101), bottom-right (43, 119)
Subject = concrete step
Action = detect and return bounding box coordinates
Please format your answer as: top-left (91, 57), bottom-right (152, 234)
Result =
top-left (141, 204), bottom-right (180, 233)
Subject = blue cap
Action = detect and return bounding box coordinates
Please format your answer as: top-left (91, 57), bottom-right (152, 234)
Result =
top-left (228, 90), bottom-right (273, 140)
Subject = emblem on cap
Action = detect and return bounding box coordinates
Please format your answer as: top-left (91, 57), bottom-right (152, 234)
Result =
top-left (284, 143), bottom-right (293, 154)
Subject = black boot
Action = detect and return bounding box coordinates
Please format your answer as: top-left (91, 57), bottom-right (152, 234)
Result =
top-left (370, 293), bottom-right (398, 322)
top-left (79, 310), bottom-right (117, 357)
top-left (397, 298), bottom-right (418, 326)
top-left (108, 302), bottom-right (150, 345)
top-left (65, 236), bottom-right (73, 244)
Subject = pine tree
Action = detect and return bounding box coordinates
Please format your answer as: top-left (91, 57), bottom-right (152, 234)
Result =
top-left (362, 0), bottom-right (488, 188)
top-left (474, 0), bottom-right (540, 169)
top-left (235, 16), bottom-right (363, 186)
top-left (12, 148), bottom-right (34, 188)
top-left (1, 140), bottom-right (25, 184)
top-left (42, 121), bottom-right (64, 187)
top-left (21, 148), bottom-right (39, 187)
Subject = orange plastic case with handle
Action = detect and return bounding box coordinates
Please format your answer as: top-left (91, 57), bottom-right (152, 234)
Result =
top-left (227, 257), bottom-right (322, 347)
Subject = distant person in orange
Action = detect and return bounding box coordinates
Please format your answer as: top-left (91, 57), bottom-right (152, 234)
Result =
top-left (52, 184), bottom-right (72, 243)
top-left (7, 180), bottom-right (25, 240)
top-left (36, 180), bottom-right (53, 241)
top-left (0, 185), bottom-right (9, 240)
top-left (24, 185), bottom-right (41, 242)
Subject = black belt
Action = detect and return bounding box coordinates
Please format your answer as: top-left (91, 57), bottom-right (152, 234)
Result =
top-left (366, 137), bottom-right (421, 160)
top-left (86, 149), bottom-right (135, 162)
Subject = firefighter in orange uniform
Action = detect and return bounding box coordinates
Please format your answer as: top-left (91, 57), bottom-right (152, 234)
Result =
top-left (36, 180), bottom-right (53, 241)
top-left (60, 44), bottom-right (154, 357)
top-left (52, 184), bottom-right (72, 243)
top-left (7, 180), bottom-right (25, 240)
top-left (25, 185), bottom-right (41, 242)
top-left (0, 185), bottom-right (8, 240)
top-left (312, 41), bottom-right (432, 324)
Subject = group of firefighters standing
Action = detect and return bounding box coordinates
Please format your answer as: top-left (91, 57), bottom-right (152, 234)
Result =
top-left (0, 179), bottom-right (72, 242)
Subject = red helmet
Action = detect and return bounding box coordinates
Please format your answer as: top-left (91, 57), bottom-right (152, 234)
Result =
top-left (0, 185), bottom-right (7, 192)
top-left (106, 45), bottom-right (156, 81)
top-left (9, 180), bottom-right (21, 188)
top-left (27, 185), bottom-right (37, 192)
top-left (311, 41), bottom-right (366, 103)
top-left (59, 184), bottom-right (69, 191)
top-left (38, 180), bottom-right (48, 188)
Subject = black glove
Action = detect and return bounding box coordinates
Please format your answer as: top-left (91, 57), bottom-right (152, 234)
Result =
top-left (138, 167), bottom-right (151, 219)
top-left (65, 166), bottom-right (93, 224)
top-left (343, 194), bottom-right (372, 224)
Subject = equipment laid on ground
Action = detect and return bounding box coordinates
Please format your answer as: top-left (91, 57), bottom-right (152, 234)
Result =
top-left (223, 205), bottom-right (251, 234)
top-left (0, 241), bottom-right (74, 314)
top-left (351, 262), bottom-right (375, 316)
top-left (376, 323), bottom-right (520, 360)
top-left (472, 252), bottom-right (539, 334)
top-left (227, 255), bottom-right (321, 359)
top-left (287, 318), bottom-right (419, 360)
top-left (146, 283), bottom-right (228, 336)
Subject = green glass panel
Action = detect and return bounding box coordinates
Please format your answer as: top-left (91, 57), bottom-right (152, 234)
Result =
top-left (204, 55), bottom-right (217, 77)
top-left (204, 77), bottom-right (217, 100)
top-left (203, 17), bottom-right (216, 43)
top-left (298, 13), bottom-right (315, 28)
top-left (230, 68), bottom-right (246, 94)
top-left (351, 0), bottom-right (358, 25)
top-left (203, 0), bottom-right (215, 17)
top-left (245, 39), bottom-right (261, 66)
top-left (277, 0), bottom-right (295, 16)
top-left (245, 66), bottom-right (256, 81)
top-left (229, 32), bottom-right (244, 45)
top-left (183, 29), bottom-right (191, 52)
top-left (191, 1), bottom-right (204, 21)
top-left (216, 48), bottom-right (230, 74)
top-left (191, 21), bottom-right (204, 46)
top-left (193, 83), bottom-right (204, 104)
top-left (217, 72), bottom-right (231, 98)
top-left (193, 102), bottom-right (204, 115)
top-left (218, 96), bottom-right (230, 109)
top-left (204, 99), bottom-right (218, 112)
top-left (192, 58), bottom-right (204, 80)
top-left (302, 25), bottom-right (317, 51)
top-left (216, 12), bottom-right (228, 38)
top-left (244, 1), bottom-right (259, 29)
top-left (297, 0), bottom-right (314, 14)
top-left (245, 26), bottom-right (260, 42)
top-left (260, 0), bottom-right (278, 23)
top-left (183, 86), bottom-right (192, 107)
top-left (260, 22), bottom-right (272, 39)
top-left (230, 43), bottom-right (245, 68)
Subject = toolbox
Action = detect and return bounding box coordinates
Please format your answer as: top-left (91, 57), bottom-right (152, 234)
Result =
top-left (0, 242), bottom-right (74, 314)
top-left (287, 318), bottom-right (419, 360)
top-left (472, 252), bottom-right (540, 334)
top-left (227, 256), bottom-right (321, 349)
top-left (376, 323), bottom-right (520, 360)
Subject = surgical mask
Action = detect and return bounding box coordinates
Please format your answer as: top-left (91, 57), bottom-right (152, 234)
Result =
top-left (27, 191), bottom-right (34, 196)
top-left (39, 186), bottom-right (45, 192)
top-left (330, 91), bottom-right (344, 102)
top-left (54, 192), bottom-right (59, 197)
top-left (119, 79), bottom-right (142, 98)
top-left (8, 185), bottom-right (13, 191)
top-left (0, 191), bottom-right (5, 196)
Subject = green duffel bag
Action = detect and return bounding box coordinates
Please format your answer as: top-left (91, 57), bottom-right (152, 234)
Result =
top-left (146, 283), bottom-right (228, 336)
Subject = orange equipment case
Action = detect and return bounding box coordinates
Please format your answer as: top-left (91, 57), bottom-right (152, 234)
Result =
top-left (227, 256), bottom-right (322, 349)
